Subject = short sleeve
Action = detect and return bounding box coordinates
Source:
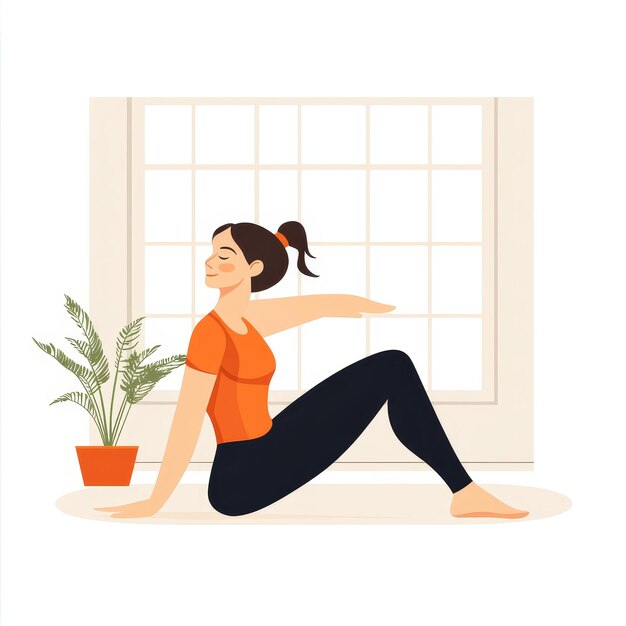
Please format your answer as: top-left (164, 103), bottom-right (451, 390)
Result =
top-left (185, 317), bottom-right (227, 374)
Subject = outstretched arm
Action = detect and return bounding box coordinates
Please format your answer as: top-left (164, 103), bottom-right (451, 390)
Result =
top-left (244, 294), bottom-right (395, 336)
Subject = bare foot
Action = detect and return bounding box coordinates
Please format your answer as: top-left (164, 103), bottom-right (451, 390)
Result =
top-left (450, 482), bottom-right (529, 519)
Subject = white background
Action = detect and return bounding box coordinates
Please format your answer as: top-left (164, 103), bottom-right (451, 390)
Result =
top-left (1, 1), bottom-right (625, 624)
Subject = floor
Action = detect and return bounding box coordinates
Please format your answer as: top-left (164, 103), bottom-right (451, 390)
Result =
top-left (57, 483), bottom-right (571, 525)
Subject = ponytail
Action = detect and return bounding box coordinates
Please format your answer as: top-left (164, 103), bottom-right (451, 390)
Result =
top-left (276, 221), bottom-right (319, 278)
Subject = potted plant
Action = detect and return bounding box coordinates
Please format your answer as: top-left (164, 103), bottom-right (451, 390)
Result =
top-left (33, 294), bottom-right (186, 486)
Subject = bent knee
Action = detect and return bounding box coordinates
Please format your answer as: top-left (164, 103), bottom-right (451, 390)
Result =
top-left (375, 349), bottom-right (413, 368)
top-left (373, 349), bottom-right (421, 383)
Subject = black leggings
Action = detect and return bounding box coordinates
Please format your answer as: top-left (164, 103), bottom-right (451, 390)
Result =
top-left (208, 349), bottom-right (473, 516)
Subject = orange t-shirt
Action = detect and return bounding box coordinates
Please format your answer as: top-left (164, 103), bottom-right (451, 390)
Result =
top-left (185, 309), bottom-right (276, 444)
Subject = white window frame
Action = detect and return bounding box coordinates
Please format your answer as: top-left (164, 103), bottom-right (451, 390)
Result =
top-left (89, 97), bottom-right (533, 472)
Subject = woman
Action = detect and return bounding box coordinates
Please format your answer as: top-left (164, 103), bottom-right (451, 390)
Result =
top-left (97, 221), bottom-right (528, 519)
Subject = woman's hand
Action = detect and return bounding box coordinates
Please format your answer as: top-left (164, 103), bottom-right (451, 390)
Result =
top-left (94, 498), bottom-right (163, 519)
top-left (332, 295), bottom-right (395, 318)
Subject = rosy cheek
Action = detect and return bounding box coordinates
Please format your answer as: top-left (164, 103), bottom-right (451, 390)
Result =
top-left (218, 263), bottom-right (236, 272)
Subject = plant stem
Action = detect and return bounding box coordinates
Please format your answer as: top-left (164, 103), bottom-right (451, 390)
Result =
top-left (73, 376), bottom-right (107, 442)
top-left (80, 352), bottom-right (110, 443)
top-left (90, 410), bottom-right (107, 444)
top-left (113, 402), bottom-right (133, 446)
top-left (98, 388), bottom-right (109, 443)
top-left (110, 396), bottom-right (129, 445)
top-left (108, 363), bottom-right (122, 447)
top-left (91, 376), bottom-right (108, 443)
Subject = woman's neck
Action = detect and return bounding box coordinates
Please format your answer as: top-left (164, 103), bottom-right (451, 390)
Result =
top-left (214, 278), bottom-right (251, 321)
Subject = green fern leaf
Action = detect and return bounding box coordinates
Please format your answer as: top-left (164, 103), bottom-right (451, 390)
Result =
top-left (126, 364), bottom-right (165, 404)
top-left (124, 355), bottom-right (186, 404)
top-left (119, 345), bottom-right (161, 392)
top-left (63, 294), bottom-right (110, 385)
top-left (150, 354), bottom-right (187, 375)
top-left (114, 317), bottom-right (144, 370)
top-left (65, 337), bottom-right (109, 385)
top-left (134, 345), bottom-right (161, 364)
top-left (32, 338), bottom-right (101, 396)
top-left (120, 350), bottom-right (142, 393)
top-left (50, 391), bottom-right (99, 417)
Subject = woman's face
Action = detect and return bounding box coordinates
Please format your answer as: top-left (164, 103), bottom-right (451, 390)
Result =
top-left (204, 227), bottom-right (263, 290)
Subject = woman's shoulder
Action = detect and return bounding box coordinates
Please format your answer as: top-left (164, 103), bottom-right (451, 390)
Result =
top-left (189, 313), bottom-right (230, 348)
top-left (193, 311), bottom-right (227, 337)
top-left (186, 312), bottom-right (228, 374)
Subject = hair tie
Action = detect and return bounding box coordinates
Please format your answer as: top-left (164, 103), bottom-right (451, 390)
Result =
top-left (275, 232), bottom-right (289, 248)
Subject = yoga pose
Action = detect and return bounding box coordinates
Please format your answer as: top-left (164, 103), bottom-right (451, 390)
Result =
top-left (97, 221), bottom-right (528, 519)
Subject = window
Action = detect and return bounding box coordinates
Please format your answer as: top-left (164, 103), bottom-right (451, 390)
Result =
top-left (90, 97), bottom-right (532, 471)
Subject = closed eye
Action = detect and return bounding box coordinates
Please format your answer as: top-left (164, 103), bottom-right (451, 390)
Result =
top-left (218, 256), bottom-right (229, 260)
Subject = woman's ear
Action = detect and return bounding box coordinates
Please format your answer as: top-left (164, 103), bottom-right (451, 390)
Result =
top-left (249, 259), bottom-right (264, 278)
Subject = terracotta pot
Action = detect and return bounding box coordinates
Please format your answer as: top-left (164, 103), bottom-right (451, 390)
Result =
top-left (75, 446), bottom-right (139, 486)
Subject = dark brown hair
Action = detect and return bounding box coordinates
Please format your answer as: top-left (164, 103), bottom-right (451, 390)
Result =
top-left (212, 221), bottom-right (318, 292)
